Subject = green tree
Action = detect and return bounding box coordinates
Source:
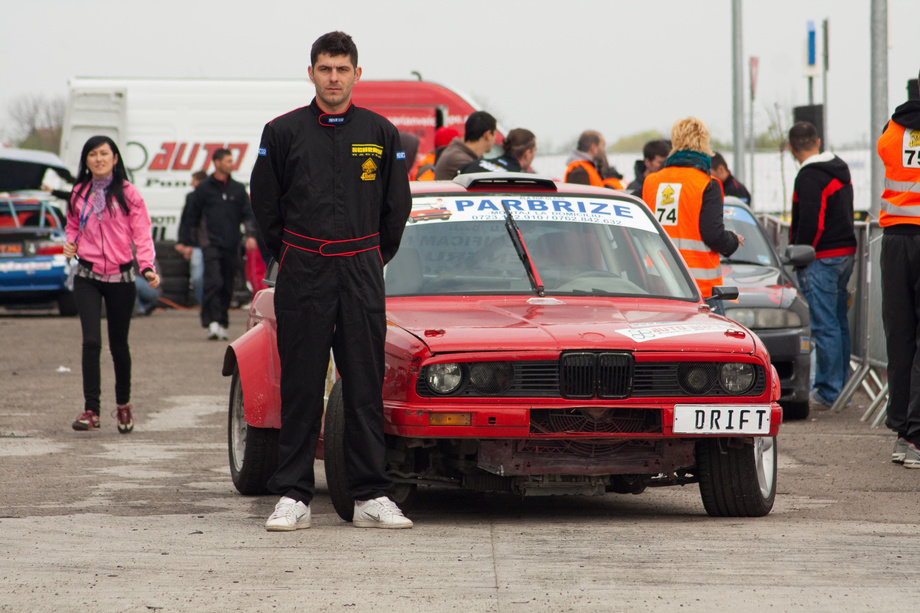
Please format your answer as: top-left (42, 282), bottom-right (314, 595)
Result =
top-left (609, 130), bottom-right (667, 152)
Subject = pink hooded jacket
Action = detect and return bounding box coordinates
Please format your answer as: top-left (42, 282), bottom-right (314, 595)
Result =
top-left (66, 181), bottom-right (157, 276)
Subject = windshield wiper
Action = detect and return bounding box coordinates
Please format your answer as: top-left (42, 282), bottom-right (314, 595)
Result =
top-left (499, 201), bottom-right (544, 296)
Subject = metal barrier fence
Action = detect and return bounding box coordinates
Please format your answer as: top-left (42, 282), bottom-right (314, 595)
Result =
top-left (757, 216), bottom-right (888, 427)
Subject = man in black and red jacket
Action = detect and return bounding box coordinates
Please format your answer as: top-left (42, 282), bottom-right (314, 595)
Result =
top-left (788, 120), bottom-right (857, 410)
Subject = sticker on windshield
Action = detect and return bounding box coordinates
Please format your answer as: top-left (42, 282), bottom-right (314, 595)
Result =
top-left (614, 322), bottom-right (742, 343)
top-left (653, 183), bottom-right (680, 226)
top-left (408, 197), bottom-right (657, 232)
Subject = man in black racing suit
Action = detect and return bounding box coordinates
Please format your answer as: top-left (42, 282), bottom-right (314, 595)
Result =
top-left (250, 31), bottom-right (413, 531)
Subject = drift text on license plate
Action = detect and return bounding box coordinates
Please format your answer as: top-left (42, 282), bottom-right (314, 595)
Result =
top-left (672, 404), bottom-right (772, 434)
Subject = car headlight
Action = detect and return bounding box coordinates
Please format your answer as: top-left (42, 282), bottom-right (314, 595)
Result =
top-left (678, 363), bottom-right (715, 394)
top-left (468, 362), bottom-right (514, 394)
top-left (426, 363), bottom-right (463, 394)
top-left (720, 362), bottom-right (755, 394)
top-left (725, 307), bottom-right (802, 329)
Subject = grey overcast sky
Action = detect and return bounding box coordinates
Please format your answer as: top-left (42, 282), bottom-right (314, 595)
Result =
top-left (1, 0), bottom-right (917, 151)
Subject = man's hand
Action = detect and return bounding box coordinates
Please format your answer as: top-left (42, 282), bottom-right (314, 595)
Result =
top-left (63, 242), bottom-right (76, 258)
top-left (735, 231), bottom-right (745, 247)
top-left (144, 270), bottom-right (161, 289)
top-left (245, 237), bottom-right (258, 252)
top-left (174, 243), bottom-right (192, 260)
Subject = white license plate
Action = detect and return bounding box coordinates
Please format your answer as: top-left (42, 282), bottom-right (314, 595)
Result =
top-left (673, 404), bottom-right (772, 434)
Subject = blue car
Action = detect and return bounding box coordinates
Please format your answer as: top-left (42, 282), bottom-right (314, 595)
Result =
top-left (0, 197), bottom-right (75, 315)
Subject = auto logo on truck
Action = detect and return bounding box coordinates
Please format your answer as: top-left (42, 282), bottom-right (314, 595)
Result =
top-left (126, 142), bottom-right (248, 173)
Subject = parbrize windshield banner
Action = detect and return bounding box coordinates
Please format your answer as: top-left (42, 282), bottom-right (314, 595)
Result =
top-left (409, 196), bottom-right (658, 232)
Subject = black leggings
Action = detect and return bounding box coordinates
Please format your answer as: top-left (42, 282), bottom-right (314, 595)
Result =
top-left (73, 276), bottom-right (136, 413)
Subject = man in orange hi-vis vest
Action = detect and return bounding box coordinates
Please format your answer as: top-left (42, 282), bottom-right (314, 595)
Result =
top-left (642, 117), bottom-right (743, 314)
top-left (563, 130), bottom-right (625, 189)
top-left (878, 70), bottom-right (920, 469)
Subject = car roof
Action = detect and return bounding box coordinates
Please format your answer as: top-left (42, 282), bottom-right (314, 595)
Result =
top-left (410, 172), bottom-right (644, 201)
top-left (723, 195), bottom-right (752, 209)
top-left (0, 148), bottom-right (74, 191)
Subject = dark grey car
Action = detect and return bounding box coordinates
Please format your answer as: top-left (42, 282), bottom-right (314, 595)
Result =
top-left (720, 197), bottom-right (814, 419)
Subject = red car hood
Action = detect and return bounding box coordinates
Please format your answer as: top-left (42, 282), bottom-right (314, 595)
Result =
top-left (386, 296), bottom-right (756, 355)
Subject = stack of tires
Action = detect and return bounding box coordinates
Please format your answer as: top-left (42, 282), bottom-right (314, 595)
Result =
top-left (155, 241), bottom-right (194, 306)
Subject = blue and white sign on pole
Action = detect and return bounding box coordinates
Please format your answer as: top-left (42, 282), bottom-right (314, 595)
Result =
top-left (803, 20), bottom-right (821, 78)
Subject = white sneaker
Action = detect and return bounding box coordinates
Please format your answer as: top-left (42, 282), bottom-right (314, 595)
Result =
top-left (217, 325), bottom-right (229, 341)
top-left (207, 321), bottom-right (220, 340)
top-left (265, 496), bottom-right (311, 531)
top-left (352, 496), bottom-right (413, 529)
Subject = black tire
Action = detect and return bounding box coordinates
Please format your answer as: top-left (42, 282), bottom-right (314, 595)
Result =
top-left (157, 256), bottom-right (190, 278)
top-left (696, 436), bottom-right (777, 517)
top-left (389, 483), bottom-right (418, 512)
top-left (228, 368), bottom-right (278, 495)
top-left (159, 277), bottom-right (191, 306)
top-left (323, 379), bottom-right (354, 521)
top-left (781, 400), bottom-right (810, 421)
top-left (57, 291), bottom-right (77, 316)
top-left (155, 241), bottom-right (191, 306)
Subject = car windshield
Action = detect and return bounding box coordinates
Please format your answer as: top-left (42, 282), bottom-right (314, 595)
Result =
top-left (721, 203), bottom-right (776, 267)
top-left (385, 193), bottom-right (698, 299)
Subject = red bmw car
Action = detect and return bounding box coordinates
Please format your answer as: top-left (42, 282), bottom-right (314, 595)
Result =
top-left (224, 173), bottom-right (782, 518)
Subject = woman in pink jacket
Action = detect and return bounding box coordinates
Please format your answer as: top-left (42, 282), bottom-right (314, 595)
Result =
top-left (64, 135), bottom-right (160, 432)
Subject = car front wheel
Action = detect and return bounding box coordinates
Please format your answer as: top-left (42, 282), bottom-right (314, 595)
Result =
top-left (696, 436), bottom-right (776, 517)
top-left (228, 368), bottom-right (278, 495)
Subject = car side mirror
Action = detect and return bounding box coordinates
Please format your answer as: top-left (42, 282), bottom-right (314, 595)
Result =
top-left (710, 286), bottom-right (739, 301)
top-left (782, 244), bottom-right (816, 268)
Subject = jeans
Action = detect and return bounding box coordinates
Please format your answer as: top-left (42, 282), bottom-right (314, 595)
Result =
top-left (797, 254), bottom-right (854, 404)
top-left (189, 247), bottom-right (204, 305)
top-left (134, 275), bottom-right (160, 315)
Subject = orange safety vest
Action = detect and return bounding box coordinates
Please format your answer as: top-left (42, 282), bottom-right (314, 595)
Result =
top-left (413, 152), bottom-right (436, 181)
top-left (564, 160), bottom-right (624, 190)
top-left (642, 166), bottom-right (722, 297)
top-left (564, 160), bottom-right (604, 186)
top-left (877, 121), bottom-right (920, 227)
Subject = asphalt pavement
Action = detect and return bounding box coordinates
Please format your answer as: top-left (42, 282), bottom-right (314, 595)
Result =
top-left (1, 307), bottom-right (919, 612)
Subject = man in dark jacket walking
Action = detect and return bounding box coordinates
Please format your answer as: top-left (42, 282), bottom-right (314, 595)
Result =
top-left (183, 149), bottom-right (256, 340)
top-left (250, 31), bottom-right (413, 531)
top-left (788, 121), bottom-right (857, 409)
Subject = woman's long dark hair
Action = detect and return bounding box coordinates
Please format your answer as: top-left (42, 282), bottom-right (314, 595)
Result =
top-left (70, 135), bottom-right (130, 216)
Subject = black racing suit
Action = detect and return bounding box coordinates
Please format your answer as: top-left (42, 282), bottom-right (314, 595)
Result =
top-left (250, 99), bottom-right (411, 504)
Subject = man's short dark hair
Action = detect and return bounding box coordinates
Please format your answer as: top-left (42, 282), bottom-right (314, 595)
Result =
top-left (464, 111), bottom-right (497, 142)
top-left (711, 152), bottom-right (728, 170)
top-left (192, 170), bottom-right (208, 182)
top-left (577, 130), bottom-right (602, 152)
top-left (311, 31), bottom-right (358, 67)
top-left (788, 121), bottom-right (819, 153)
top-left (212, 148), bottom-right (232, 162)
top-left (643, 139), bottom-right (670, 162)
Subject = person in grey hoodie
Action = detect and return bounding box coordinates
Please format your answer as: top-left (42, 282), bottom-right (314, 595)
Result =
top-left (433, 111), bottom-right (496, 180)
